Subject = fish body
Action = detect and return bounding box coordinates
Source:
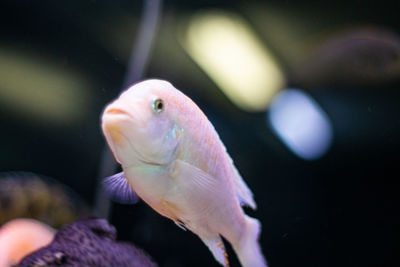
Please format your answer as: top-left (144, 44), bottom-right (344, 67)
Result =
top-left (102, 79), bottom-right (267, 267)
top-left (0, 218), bottom-right (55, 267)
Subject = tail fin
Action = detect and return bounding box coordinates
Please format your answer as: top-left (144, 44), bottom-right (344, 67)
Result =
top-left (232, 215), bottom-right (268, 267)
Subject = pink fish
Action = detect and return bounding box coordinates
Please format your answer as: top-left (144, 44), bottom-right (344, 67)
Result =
top-left (102, 79), bottom-right (267, 267)
top-left (0, 218), bottom-right (55, 267)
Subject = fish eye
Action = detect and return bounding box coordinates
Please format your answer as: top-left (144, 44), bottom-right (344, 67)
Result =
top-left (152, 98), bottom-right (164, 114)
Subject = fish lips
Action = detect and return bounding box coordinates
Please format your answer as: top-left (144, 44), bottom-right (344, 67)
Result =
top-left (102, 106), bottom-right (148, 165)
top-left (102, 103), bottom-right (146, 127)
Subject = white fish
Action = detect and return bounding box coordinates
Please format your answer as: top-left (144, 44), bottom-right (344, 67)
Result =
top-left (101, 79), bottom-right (267, 267)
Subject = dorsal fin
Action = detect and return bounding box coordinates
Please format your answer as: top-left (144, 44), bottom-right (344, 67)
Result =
top-left (102, 172), bottom-right (139, 204)
top-left (218, 140), bottom-right (257, 209)
top-left (230, 161), bottom-right (257, 209)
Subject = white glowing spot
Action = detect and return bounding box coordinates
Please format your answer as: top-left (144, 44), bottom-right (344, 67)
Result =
top-left (182, 11), bottom-right (284, 112)
top-left (268, 89), bottom-right (333, 160)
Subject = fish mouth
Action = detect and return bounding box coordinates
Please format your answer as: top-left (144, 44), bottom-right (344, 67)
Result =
top-left (105, 108), bottom-right (129, 116)
top-left (103, 107), bottom-right (135, 123)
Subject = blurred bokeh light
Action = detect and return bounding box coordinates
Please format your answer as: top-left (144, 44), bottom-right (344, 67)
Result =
top-left (182, 11), bottom-right (284, 112)
top-left (268, 89), bottom-right (333, 160)
top-left (0, 47), bottom-right (93, 125)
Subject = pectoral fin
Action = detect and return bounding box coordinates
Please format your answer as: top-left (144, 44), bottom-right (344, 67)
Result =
top-left (168, 160), bottom-right (232, 266)
top-left (102, 172), bottom-right (139, 204)
top-left (167, 160), bottom-right (226, 217)
top-left (170, 159), bottom-right (221, 194)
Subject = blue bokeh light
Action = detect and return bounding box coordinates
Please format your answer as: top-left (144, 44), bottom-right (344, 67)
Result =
top-left (268, 89), bottom-right (333, 160)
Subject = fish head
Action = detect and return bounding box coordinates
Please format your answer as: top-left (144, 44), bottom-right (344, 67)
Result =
top-left (102, 80), bottom-right (183, 167)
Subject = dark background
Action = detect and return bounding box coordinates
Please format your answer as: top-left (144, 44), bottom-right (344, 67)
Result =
top-left (0, 1), bottom-right (399, 266)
